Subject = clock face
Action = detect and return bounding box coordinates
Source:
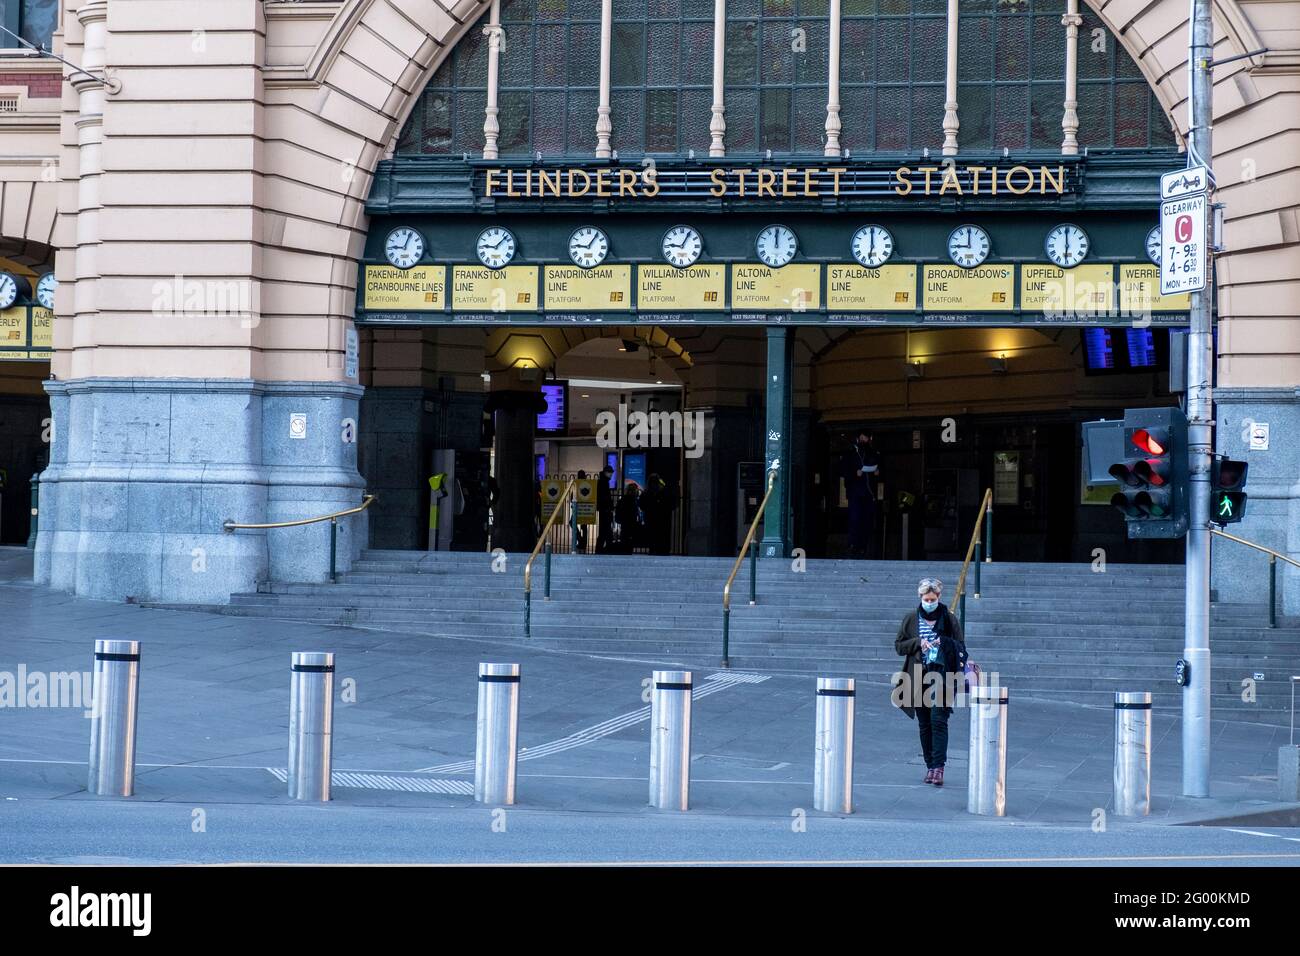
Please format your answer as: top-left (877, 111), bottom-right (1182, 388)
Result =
top-left (851, 225), bottom-right (893, 268)
top-left (1145, 225), bottom-right (1161, 265)
top-left (385, 227), bottom-right (425, 269)
top-left (1044, 223), bottom-right (1090, 268)
top-left (569, 226), bottom-right (609, 269)
top-left (0, 273), bottom-right (16, 310)
top-left (36, 272), bottom-right (57, 310)
top-left (756, 224), bottom-right (797, 268)
top-left (662, 225), bottom-right (702, 268)
top-left (947, 224), bottom-right (991, 268)
top-left (476, 227), bottom-right (516, 269)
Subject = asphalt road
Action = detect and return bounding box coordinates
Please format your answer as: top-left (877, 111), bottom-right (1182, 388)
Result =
top-left (4, 797), bottom-right (1300, 866)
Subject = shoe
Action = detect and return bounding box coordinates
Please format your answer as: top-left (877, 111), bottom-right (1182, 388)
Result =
top-left (933, 767), bottom-right (944, 787)
top-left (923, 768), bottom-right (936, 785)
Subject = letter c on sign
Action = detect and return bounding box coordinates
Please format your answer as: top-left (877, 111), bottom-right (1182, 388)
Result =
top-left (1175, 215), bottom-right (1192, 243)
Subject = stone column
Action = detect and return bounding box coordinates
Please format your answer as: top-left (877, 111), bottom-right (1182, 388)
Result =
top-left (760, 327), bottom-right (793, 558)
top-left (1061, 0), bottom-right (1082, 155)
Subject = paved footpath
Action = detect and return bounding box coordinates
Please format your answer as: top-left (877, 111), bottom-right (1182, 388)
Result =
top-left (1, 546), bottom-right (1298, 865)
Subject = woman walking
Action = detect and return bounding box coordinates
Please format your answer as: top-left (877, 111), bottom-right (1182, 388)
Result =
top-left (894, 577), bottom-right (967, 786)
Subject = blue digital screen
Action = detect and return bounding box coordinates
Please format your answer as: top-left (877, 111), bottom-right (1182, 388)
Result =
top-left (1082, 328), bottom-right (1115, 370)
top-left (1126, 328), bottom-right (1157, 368)
top-left (537, 382), bottom-right (567, 433)
top-left (604, 451), bottom-right (619, 488)
top-left (535, 454), bottom-right (547, 482)
top-left (623, 453), bottom-right (646, 490)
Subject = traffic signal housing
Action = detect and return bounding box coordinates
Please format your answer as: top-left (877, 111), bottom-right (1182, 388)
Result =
top-left (1210, 456), bottom-right (1248, 525)
top-left (1105, 407), bottom-right (1188, 539)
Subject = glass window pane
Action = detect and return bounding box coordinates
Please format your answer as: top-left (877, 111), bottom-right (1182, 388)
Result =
top-left (456, 90), bottom-right (488, 154)
top-left (794, 86), bottom-right (826, 153)
top-left (533, 91), bottom-right (568, 153)
top-left (1030, 15), bottom-right (1065, 79)
top-left (1114, 81), bottom-right (1149, 147)
top-left (956, 84), bottom-right (992, 150)
top-left (992, 83), bottom-right (1028, 150)
top-left (646, 89), bottom-right (680, 150)
top-left (995, 14), bottom-right (1031, 81)
top-left (567, 88), bottom-right (599, 153)
top-left (875, 88), bottom-right (909, 149)
top-left (958, 17), bottom-right (993, 82)
top-left (535, 24), bottom-right (569, 86)
top-left (842, 20), bottom-right (876, 85)
top-left (681, 86), bottom-right (715, 153)
top-left (839, 85), bottom-right (874, 152)
top-left (20, 0), bottom-right (58, 48)
top-left (1075, 80), bottom-right (1111, 148)
top-left (498, 25), bottom-right (532, 87)
top-left (727, 88), bottom-right (758, 152)
top-left (1149, 92), bottom-right (1176, 146)
top-left (760, 87), bottom-right (792, 152)
top-left (725, 20), bottom-right (759, 84)
top-left (1028, 82), bottom-right (1061, 149)
top-left (497, 90), bottom-right (532, 154)
top-left (611, 89), bottom-right (646, 153)
top-left (569, 22), bottom-right (602, 86)
top-left (877, 18), bottom-right (910, 78)
top-left (456, 25), bottom-right (491, 88)
top-left (612, 23), bottom-right (647, 86)
top-left (796, 19), bottom-right (829, 84)
top-left (911, 83), bottom-right (943, 150)
top-left (648, 22), bottom-right (682, 85)
top-left (761, 20), bottom-right (795, 85)
top-left (910, 16), bottom-right (946, 80)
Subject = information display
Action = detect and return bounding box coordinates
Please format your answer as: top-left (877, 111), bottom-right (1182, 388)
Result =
top-left (730, 263), bottom-right (821, 312)
top-left (636, 264), bottom-right (726, 311)
top-left (922, 265), bottom-right (1015, 311)
top-left (451, 265), bottom-right (539, 312)
top-left (826, 264), bottom-right (917, 312)
top-left (1019, 264), bottom-right (1115, 314)
top-left (543, 264), bottom-right (631, 311)
top-left (1118, 264), bottom-right (1191, 313)
top-left (364, 265), bottom-right (446, 310)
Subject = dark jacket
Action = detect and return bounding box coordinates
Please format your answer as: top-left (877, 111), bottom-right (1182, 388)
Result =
top-left (893, 603), bottom-right (967, 718)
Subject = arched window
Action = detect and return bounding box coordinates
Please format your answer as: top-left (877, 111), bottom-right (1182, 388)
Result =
top-left (396, 0), bottom-right (1176, 157)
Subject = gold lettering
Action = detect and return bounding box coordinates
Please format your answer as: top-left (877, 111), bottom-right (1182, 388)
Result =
top-left (757, 168), bottom-right (777, 197)
top-left (781, 167), bottom-right (796, 197)
top-left (938, 164), bottom-right (962, 196)
top-left (617, 168), bottom-right (638, 196)
top-left (827, 166), bottom-right (847, 195)
top-left (710, 167), bottom-right (727, 197)
top-left (1040, 164), bottom-right (1064, 195)
top-left (595, 169), bottom-right (611, 197)
top-left (803, 167), bottom-right (818, 197)
top-left (735, 168), bottom-right (749, 197)
top-left (506, 169), bottom-right (520, 198)
top-left (893, 167), bottom-right (913, 196)
top-left (538, 169), bottom-right (561, 197)
top-left (917, 166), bottom-right (938, 195)
top-left (1005, 164), bottom-right (1034, 195)
top-left (485, 169), bottom-right (500, 197)
top-left (568, 168), bottom-right (592, 197)
top-left (641, 165), bottom-right (659, 197)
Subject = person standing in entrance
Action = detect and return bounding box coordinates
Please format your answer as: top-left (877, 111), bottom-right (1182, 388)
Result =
top-left (596, 464), bottom-right (615, 553)
top-left (841, 431), bottom-right (880, 558)
top-left (894, 577), bottom-right (967, 787)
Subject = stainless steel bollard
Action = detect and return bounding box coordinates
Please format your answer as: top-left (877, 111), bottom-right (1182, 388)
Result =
top-left (1113, 691), bottom-right (1152, 816)
top-left (967, 685), bottom-right (1008, 817)
top-left (287, 652), bottom-right (334, 802)
top-left (814, 677), bottom-right (855, 813)
top-left (475, 662), bottom-right (521, 805)
top-left (649, 670), bottom-right (692, 810)
top-left (87, 640), bottom-right (141, 797)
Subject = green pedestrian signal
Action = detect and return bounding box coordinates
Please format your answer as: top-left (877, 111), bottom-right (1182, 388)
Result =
top-left (1210, 457), bottom-right (1248, 526)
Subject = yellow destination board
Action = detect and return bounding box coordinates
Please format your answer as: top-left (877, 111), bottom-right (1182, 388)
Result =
top-left (0, 307), bottom-right (28, 348)
top-left (451, 265), bottom-right (539, 312)
top-left (1020, 264), bottom-right (1115, 313)
top-left (1119, 264), bottom-right (1191, 313)
top-left (364, 265), bottom-right (446, 310)
top-left (827, 264), bottom-right (917, 311)
top-left (922, 264), bottom-right (1015, 311)
top-left (731, 263), bottom-right (821, 312)
top-left (30, 307), bottom-right (53, 349)
top-left (544, 264), bottom-right (632, 311)
top-left (636, 264), bottom-right (726, 311)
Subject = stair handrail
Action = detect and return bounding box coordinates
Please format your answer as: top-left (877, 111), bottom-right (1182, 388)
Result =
top-left (721, 465), bottom-right (779, 668)
top-left (222, 493), bottom-right (376, 584)
top-left (1210, 527), bottom-right (1300, 629)
top-left (522, 477), bottom-right (577, 639)
top-left (953, 487), bottom-right (994, 628)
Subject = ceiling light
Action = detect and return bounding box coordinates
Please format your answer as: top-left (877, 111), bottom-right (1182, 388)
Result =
top-left (904, 362), bottom-right (925, 380)
top-left (986, 356), bottom-right (1008, 374)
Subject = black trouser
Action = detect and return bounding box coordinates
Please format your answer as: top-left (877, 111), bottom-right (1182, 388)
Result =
top-left (597, 511), bottom-right (614, 552)
top-left (916, 705), bottom-right (950, 770)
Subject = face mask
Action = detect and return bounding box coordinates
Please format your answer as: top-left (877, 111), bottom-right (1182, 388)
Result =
top-left (921, 599), bottom-right (939, 613)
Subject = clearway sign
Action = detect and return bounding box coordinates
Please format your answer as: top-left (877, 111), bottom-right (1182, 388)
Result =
top-left (1160, 193), bottom-right (1208, 295)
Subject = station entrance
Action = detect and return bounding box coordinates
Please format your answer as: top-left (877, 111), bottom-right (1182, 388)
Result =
top-left (354, 320), bottom-right (1185, 565)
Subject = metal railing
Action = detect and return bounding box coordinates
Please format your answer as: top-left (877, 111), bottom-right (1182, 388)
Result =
top-left (523, 477), bottom-right (577, 639)
top-left (1210, 528), bottom-right (1300, 629)
top-left (222, 494), bottom-right (376, 583)
top-left (721, 466), bottom-right (779, 668)
top-left (953, 488), bottom-right (994, 628)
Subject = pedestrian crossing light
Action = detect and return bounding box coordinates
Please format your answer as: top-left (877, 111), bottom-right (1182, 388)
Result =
top-left (1106, 407), bottom-right (1189, 538)
top-left (1210, 457), bottom-right (1248, 526)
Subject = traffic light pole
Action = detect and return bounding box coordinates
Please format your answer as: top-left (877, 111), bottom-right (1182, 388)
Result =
top-left (1182, 0), bottom-right (1215, 799)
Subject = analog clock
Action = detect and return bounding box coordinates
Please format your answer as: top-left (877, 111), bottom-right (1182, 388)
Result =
top-left (756, 224), bottom-right (797, 268)
top-left (947, 224), bottom-right (991, 268)
top-left (851, 225), bottom-right (893, 268)
top-left (0, 273), bottom-right (17, 310)
top-left (476, 227), bottom-right (516, 269)
top-left (1145, 225), bottom-right (1161, 265)
top-left (661, 224), bottom-right (702, 268)
top-left (1044, 223), bottom-right (1089, 268)
top-left (569, 226), bottom-right (609, 269)
top-left (35, 272), bottom-right (57, 310)
top-left (384, 227), bottom-right (425, 269)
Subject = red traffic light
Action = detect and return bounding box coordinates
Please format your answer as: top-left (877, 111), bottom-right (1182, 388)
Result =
top-left (1131, 428), bottom-right (1167, 456)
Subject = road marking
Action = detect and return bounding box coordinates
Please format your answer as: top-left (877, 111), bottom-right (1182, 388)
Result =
top-left (265, 768), bottom-right (473, 795)
top-left (1225, 827), bottom-right (1300, 843)
top-left (419, 852), bottom-right (1300, 866)
top-left (415, 672), bottom-right (770, 773)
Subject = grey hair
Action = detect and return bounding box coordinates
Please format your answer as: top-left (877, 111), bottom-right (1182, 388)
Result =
top-left (917, 577), bottom-right (943, 596)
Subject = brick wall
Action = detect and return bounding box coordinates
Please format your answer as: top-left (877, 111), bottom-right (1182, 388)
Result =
top-left (0, 72), bottom-right (60, 98)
